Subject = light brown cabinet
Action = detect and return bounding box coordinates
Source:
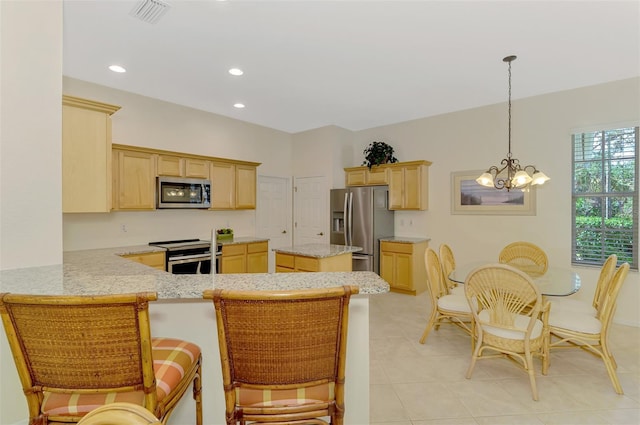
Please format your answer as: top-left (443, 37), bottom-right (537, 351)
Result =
top-left (345, 166), bottom-right (388, 186)
top-left (121, 251), bottom-right (165, 271)
top-left (345, 160), bottom-right (430, 210)
top-left (112, 144), bottom-right (260, 211)
top-left (158, 155), bottom-right (210, 179)
top-left (275, 252), bottom-right (352, 272)
top-left (62, 95), bottom-right (120, 213)
top-left (220, 241), bottom-right (268, 273)
top-left (210, 161), bottom-right (257, 210)
top-left (380, 240), bottom-right (428, 295)
top-left (112, 148), bottom-right (156, 210)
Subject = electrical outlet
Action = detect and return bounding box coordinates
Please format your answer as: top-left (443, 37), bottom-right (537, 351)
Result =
top-left (120, 224), bottom-right (127, 233)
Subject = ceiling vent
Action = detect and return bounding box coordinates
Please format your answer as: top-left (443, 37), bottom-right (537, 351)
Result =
top-left (130, 0), bottom-right (171, 24)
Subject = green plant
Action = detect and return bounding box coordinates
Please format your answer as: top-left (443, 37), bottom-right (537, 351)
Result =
top-left (362, 141), bottom-right (398, 169)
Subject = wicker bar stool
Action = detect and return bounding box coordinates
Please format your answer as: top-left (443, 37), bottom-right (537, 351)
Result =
top-left (203, 285), bottom-right (359, 425)
top-left (0, 292), bottom-right (202, 425)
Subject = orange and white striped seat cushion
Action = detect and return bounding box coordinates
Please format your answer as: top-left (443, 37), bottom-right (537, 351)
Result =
top-left (41, 338), bottom-right (200, 417)
top-left (237, 382), bottom-right (335, 407)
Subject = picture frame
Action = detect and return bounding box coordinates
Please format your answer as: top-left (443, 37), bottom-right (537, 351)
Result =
top-left (451, 170), bottom-right (536, 215)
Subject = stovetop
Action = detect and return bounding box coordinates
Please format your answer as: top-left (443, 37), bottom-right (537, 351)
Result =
top-left (148, 239), bottom-right (212, 251)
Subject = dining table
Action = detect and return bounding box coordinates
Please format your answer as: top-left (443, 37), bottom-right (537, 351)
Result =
top-left (449, 262), bottom-right (581, 297)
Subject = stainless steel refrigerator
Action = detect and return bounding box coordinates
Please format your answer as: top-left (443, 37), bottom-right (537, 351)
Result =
top-left (330, 186), bottom-right (394, 274)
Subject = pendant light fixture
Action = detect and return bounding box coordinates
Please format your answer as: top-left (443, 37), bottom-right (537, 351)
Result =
top-left (476, 55), bottom-right (550, 191)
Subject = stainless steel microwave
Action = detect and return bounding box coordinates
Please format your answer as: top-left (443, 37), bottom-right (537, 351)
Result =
top-left (157, 176), bottom-right (211, 209)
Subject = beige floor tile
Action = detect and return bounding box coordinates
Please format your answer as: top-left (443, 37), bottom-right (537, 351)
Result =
top-left (369, 384), bottom-right (410, 423)
top-left (369, 291), bottom-right (640, 424)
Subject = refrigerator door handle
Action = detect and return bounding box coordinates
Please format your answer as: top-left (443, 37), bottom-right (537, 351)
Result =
top-left (352, 254), bottom-right (369, 260)
top-left (348, 192), bottom-right (354, 246)
top-left (343, 193), bottom-right (349, 245)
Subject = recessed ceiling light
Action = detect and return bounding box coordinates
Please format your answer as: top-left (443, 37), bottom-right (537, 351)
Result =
top-left (109, 65), bottom-right (126, 73)
top-left (228, 68), bottom-right (244, 76)
top-left (233, 103), bottom-right (245, 109)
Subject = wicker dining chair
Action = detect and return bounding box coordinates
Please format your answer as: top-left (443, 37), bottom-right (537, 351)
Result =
top-left (548, 262), bottom-right (630, 394)
top-left (439, 243), bottom-right (464, 296)
top-left (203, 285), bottom-right (358, 425)
top-left (498, 241), bottom-right (549, 277)
top-left (464, 264), bottom-right (550, 401)
top-left (419, 248), bottom-right (473, 346)
top-left (77, 403), bottom-right (161, 425)
top-left (0, 292), bottom-right (202, 425)
top-left (550, 254), bottom-right (617, 316)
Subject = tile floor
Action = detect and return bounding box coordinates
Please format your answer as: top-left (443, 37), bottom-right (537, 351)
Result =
top-left (369, 290), bottom-right (640, 425)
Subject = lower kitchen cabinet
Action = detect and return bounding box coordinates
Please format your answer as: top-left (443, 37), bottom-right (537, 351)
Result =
top-left (275, 252), bottom-right (352, 272)
top-left (379, 239), bottom-right (428, 295)
top-left (221, 241), bottom-right (268, 273)
top-left (120, 251), bottom-right (165, 271)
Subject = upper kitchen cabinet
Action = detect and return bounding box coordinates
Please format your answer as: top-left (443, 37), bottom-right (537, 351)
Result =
top-left (210, 161), bottom-right (258, 210)
top-left (112, 146), bottom-right (156, 210)
top-left (157, 154), bottom-right (210, 179)
top-left (345, 160), bottom-right (431, 210)
top-left (62, 95), bottom-right (121, 213)
top-left (388, 161), bottom-right (431, 210)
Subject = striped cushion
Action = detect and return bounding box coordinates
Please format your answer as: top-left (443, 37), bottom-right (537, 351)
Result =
top-left (237, 382), bottom-right (334, 407)
top-left (41, 337), bottom-right (200, 417)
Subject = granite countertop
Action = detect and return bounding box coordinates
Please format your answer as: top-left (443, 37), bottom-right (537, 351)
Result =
top-left (272, 243), bottom-right (363, 258)
top-left (217, 236), bottom-right (269, 245)
top-left (379, 236), bottom-right (431, 244)
top-left (0, 245), bottom-right (388, 299)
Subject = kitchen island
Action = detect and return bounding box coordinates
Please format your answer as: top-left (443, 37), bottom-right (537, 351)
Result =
top-left (0, 245), bottom-right (387, 425)
top-left (273, 243), bottom-right (362, 272)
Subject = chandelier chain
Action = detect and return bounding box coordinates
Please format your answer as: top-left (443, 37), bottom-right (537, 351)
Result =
top-left (507, 58), bottom-right (512, 159)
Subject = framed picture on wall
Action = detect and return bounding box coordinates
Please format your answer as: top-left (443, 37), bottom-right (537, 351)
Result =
top-left (451, 170), bottom-right (537, 215)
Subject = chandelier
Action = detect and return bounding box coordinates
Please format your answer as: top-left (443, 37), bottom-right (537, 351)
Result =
top-left (476, 55), bottom-right (549, 191)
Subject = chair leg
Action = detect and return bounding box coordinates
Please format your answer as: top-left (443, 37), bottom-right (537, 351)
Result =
top-left (419, 310), bottom-right (438, 344)
top-left (465, 341), bottom-right (481, 379)
top-left (525, 351), bottom-right (539, 401)
top-left (193, 358), bottom-right (203, 425)
top-left (601, 341), bottom-right (624, 394)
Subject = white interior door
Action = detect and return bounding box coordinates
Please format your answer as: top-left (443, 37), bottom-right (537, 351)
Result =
top-left (256, 175), bottom-right (292, 273)
top-left (293, 176), bottom-right (328, 245)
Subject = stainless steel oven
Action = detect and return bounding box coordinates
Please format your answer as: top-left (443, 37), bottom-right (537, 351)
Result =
top-left (149, 239), bottom-right (220, 274)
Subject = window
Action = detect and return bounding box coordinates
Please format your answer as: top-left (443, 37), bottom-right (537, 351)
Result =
top-left (572, 126), bottom-right (638, 270)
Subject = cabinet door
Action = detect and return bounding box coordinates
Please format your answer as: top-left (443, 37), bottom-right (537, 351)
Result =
top-left (388, 168), bottom-right (404, 210)
top-left (210, 162), bottom-right (235, 209)
top-left (221, 255), bottom-right (246, 273)
top-left (114, 149), bottom-right (156, 210)
top-left (185, 158), bottom-right (210, 179)
top-left (235, 165), bottom-right (257, 209)
top-left (247, 242), bottom-right (268, 273)
top-left (379, 251), bottom-right (396, 285)
top-left (346, 169), bottom-right (367, 186)
top-left (157, 155), bottom-right (183, 177)
top-left (393, 253), bottom-right (414, 291)
top-left (62, 97), bottom-right (119, 213)
top-left (367, 167), bottom-right (388, 185)
top-left (402, 164), bottom-right (423, 210)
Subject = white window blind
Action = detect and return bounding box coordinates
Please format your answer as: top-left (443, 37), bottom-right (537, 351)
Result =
top-left (572, 126), bottom-right (638, 269)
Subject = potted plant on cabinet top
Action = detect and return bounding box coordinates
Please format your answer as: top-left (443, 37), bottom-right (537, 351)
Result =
top-left (362, 141), bottom-right (398, 169)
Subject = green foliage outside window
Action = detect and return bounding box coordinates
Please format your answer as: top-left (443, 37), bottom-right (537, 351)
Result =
top-left (572, 126), bottom-right (638, 269)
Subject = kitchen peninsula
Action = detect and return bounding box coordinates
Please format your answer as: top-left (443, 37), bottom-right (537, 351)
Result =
top-left (273, 243), bottom-right (362, 272)
top-left (0, 245), bottom-right (387, 425)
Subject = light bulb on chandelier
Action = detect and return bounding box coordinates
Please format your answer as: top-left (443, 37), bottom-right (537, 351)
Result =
top-left (476, 55), bottom-right (549, 191)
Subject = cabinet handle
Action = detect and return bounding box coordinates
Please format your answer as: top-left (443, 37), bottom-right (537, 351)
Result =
top-left (282, 230), bottom-right (287, 234)
top-left (317, 232), bottom-right (324, 236)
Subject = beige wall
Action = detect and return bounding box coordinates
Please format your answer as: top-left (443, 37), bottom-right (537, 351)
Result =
top-left (0, 1), bottom-right (63, 422)
top-left (353, 77), bottom-right (640, 326)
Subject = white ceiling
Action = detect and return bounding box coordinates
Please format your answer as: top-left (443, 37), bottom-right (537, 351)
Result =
top-left (62, 0), bottom-right (640, 134)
